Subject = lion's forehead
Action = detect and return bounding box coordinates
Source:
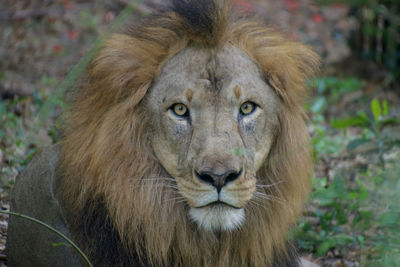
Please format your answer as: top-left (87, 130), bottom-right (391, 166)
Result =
top-left (162, 45), bottom-right (261, 86)
top-left (148, 44), bottom-right (278, 109)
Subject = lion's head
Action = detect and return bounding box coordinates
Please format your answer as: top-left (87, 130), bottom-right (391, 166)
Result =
top-left (147, 44), bottom-right (283, 231)
top-left (58, 0), bottom-right (319, 266)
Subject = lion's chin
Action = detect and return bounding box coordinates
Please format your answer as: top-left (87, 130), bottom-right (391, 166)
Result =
top-left (189, 205), bottom-right (245, 232)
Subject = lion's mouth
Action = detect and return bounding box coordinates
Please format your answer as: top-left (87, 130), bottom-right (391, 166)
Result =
top-left (196, 200), bottom-right (241, 209)
top-left (189, 204), bottom-right (245, 231)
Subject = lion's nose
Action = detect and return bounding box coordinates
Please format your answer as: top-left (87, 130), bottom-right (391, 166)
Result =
top-left (195, 170), bottom-right (242, 193)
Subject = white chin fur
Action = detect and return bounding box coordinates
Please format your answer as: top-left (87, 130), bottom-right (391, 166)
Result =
top-left (189, 206), bottom-right (245, 231)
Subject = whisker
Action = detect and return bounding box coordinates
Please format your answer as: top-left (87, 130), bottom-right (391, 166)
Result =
top-left (248, 199), bottom-right (268, 212)
top-left (165, 199), bottom-right (187, 206)
top-left (140, 177), bottom-right (176, 181)
top-left (132, 184), bottom-right (178, 187)
top-left (164, 196), bottom-right (185, 202)
top-left (254, 191), bottom-right (285, 200)
top-left (253, 191), bottom-right (287, 205)
top-left (256, 180), bottom-right (284, 188)
top-left (253, 192), bottom-right (295, 215)
top-left (252, 196), bottom-right (282, 210)
top-left (130, 184), bottom-right (180, 191)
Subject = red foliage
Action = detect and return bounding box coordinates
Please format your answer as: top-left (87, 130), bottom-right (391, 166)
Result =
top-left (285, 0), bottom-right (299, 10)
top-left (312, 13), bottom-right (324, 23)
top-left (68, 30), bottom-right (79, 40)
top-left (53, 45), bottom-right (62, 53)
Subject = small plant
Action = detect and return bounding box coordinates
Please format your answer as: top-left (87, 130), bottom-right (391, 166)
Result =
top-left (308, 76), bottom-right (364, 115)
top-left (297, 76), bottom-right (400, 264)
top-left (306, 77), bottom-right (364, 160)
top-left (295, 175), bottom-right (368, 256)
top-left (331, 98), bottom-right (400, 166)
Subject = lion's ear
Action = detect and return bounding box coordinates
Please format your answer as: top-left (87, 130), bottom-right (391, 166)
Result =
top-left (264, 43), bottom-right (320, 107)
top-left (232, 23), bottom-right (320, 107)
top-left (85, 33), bottom-right (159, 105)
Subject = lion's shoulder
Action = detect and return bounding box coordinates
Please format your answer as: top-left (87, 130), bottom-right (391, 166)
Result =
top-left (7, 145), bottom-right (81, 266)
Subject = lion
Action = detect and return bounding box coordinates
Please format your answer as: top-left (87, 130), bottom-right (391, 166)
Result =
top-left (7, 0), bottom-right (320, 266)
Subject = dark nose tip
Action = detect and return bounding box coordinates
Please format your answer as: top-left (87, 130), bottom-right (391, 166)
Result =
top-left (195, 170), bottom-right (242, 193)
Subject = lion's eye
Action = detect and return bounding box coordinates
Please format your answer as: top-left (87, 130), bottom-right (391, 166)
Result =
top-left (240, 101), bottom-right (256, 115)
top-left (171, 103), bottom-right (189, 117)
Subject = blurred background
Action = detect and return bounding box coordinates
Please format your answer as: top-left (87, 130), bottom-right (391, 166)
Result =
top-left (0, 0), bottom-right (399, 266)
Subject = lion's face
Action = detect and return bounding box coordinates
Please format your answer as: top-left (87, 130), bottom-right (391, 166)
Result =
top-left (147, 45), bottom-right (281, 231)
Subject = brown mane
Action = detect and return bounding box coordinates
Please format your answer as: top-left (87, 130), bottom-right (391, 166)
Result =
top-left (58, 0), bottom-right (319, 266)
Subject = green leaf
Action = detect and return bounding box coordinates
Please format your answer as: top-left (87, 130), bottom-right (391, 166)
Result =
top-left (374, 176), bottom-right (384, 184)
top-left (359, 187), bottom-right (368, 202)
top-left (335, 233), bottom-right (354, 245)
top-left (371, 99), bottom-right (382, 123)
top-left (360, 210), bottom-right (373, 220)
top-left (316, 239), bottom-right (335, 256)
top-left (348, 192), bottom-right (359, 199)
top-left (330, 176), bottom-right (346, 197)
top-left (347, 138), bottom-right (369, 151)
top-left (20, 149), bottom-right (37, 167)
top-left (232, 148), bottom-right (249, 156)
top-left (52, 242), bottom-right (68, 247)
top-left (232, 148), bottom-right (240, 156)
top-left (315, 78), bottom-right (327, 94)
top-left (336, 209), bottom-right (348, 225)
top-left (330, 116), bottom-right (369, 129)
top-left (312, 177), bottom-right (327, 189)
top-left (49, 96), bottom-right (66, 109)
top-left (313, 176), bottom-right (346, 205)
top-left (380, 118), bottom-right (400, 126)
top-left (382, 100), bottom-right (389, 116)
top-left (379, 212), bottom-right (399, 226)
top-left (311, 96), bottom-right (327, 114)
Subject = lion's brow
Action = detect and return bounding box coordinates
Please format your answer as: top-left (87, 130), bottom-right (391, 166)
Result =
top-left (185, 89), bottom-right (194, 102)
top-left (233, 85), bottom-right (242, 99)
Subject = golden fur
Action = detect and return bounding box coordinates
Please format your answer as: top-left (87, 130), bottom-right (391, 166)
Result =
top-left (58, 1), bottom-right (319, 266)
